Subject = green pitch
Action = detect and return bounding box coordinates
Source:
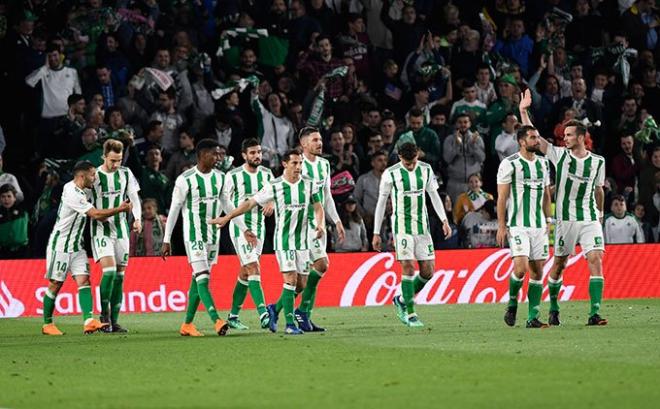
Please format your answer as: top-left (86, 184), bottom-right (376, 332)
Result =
top-left (1, 299), bottom-right (660, 409)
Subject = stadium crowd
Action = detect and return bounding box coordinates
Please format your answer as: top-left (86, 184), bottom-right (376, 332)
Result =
top-left (0, 0), bottom-right (659, 259)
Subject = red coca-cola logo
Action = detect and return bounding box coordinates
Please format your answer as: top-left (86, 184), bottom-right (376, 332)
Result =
top-left (340, 250), bottom-right (583, 306)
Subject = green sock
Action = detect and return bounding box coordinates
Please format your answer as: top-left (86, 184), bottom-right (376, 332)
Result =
top-left (248, 276), bottom-right (267, 317)
top-left (110, 274), bottom-right (124, 324)
top-left (230, 278), bottom-right (249, 317)
top-left (527, 279), bottom-right (543, 321)
top-left (276, 291), bottom-right (299, 314)
top-left (299, 269), bottom-right (322, 313)
top-left (43, 289), bottom-right (56, 324)
top-left (413, 274), bottom-right (429, 294)
top-left (548, 277), bottom-right (562, 312)
top-left (401, 275), bottom-right (415, 315)
top-left (280, 284), bottom-right (296, 325)
top-left (78, 285), bottom-right (93, 321)
top-left (195, 275), bottom-right (220, 323)
top-left (508, 274), bottom-right (524, 308)
top-left (184, 279), bottom-right (200, 324)
top-left (589, 277), bottom-right (604, 317)
top-left (99, 267), bottom-right (116, 317)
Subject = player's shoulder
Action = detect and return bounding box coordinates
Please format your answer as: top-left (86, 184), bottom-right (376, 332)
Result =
top-left (270, 176), bottom-right (283, 185)
top-left (504, 153), bottom-right (520, 162)
top-left (64, 181), bottom-right (84, 196)
top-left (625, 212), bottom-right (636, 220)
top-left (590, 152), bottom-right (606, 162)
top-left (385, 162), bottom-right (402, 174)
top-left (180, 167), bottom-right (196, 179)
top-left (227, 166), bottom-right (243, 176)
top-left (417, 160), bottom-right (432, 170)
top-left (258, 165), bottom-right (274, 176)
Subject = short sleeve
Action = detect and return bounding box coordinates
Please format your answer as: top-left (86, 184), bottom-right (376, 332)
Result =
top-left (254, 182), bottom-right (275, 206)
top-left (496, 160), bottom-right (513, 185)
top-left (595, 157), bottom-right (605, 187)
top-left (545, 144), bottom-right (562, 165)
top-left (63, 186), bottom-right (93, 215)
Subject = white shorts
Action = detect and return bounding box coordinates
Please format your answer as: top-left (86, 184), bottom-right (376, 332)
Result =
top-left (45, 250), bottom-right (90, 282)
top-left (231, 235), bottom-right (263, 266)
top-left (554, 220), bottom-right (605, 257)
top-left (92, 236), bottom-right (130, 266)
top-left (394, 234), bottom-right (435, 261)
top-left (185, 240), bottom-right (219, 274)
top-left (308, 228), bottom-right (328, 263)
top-left (275, 250), bottom-right (309, 273)
top-left (508, 227), bottom-right (549, 261)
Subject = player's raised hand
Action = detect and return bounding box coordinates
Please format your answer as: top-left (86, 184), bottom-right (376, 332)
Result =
top-left (496, 226), bottom-right (508, 248)
top-left (335, 221), bottom-right (346, 243)
top-left (161, 243), bottom-right (171, 260)
top-left (519, 88), bottom-right (532, 111)
top-left (244, 230), bottom-right (258, 247)
top-left (442, 220), bottom-right (452, 239)
top-left (372, 235), bottom-right (382, 252)
top-left (262, 202), bottom-right (274, 217)
top-left (133, 219), bottom-right (142, 234)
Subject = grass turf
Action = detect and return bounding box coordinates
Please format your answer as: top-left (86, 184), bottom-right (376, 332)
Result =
top-left (1, 299), bottom-right (660, 409)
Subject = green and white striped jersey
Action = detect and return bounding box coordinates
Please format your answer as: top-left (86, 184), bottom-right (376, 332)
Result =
top-left (226, 165), bottom-right (273, 239)
top-left (166, 166), bottom-right (229, 245)
top-left (302, 154), bottom-right (332, 228)
top-left (253, 176), bottom-right (321, 251)
top-left (546, 145), bottom-right (605, 222)
top-left (90, 166), bottom-right (140, 239)
top-left (48, 181), bottom-right (93, 253)
top-left (496, 153), bottom-right (550, 228)
top-left (378, 161), bottom-right (438, 235)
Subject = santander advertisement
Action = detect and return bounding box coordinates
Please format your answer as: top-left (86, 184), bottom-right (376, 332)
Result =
top-left (1, 244), bottom-right (659, 318)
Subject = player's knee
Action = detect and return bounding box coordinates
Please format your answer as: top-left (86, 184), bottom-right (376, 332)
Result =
top-left (586, 251), bottom-right (603, 269)
top-left (314, 259), bottom-right (328, 274)
top-left (194, 272), bottom-right (210, 282)
top-left (48, 280), bottom-right (63, 294)
top-left (419, 262), bottom-right (435, 279)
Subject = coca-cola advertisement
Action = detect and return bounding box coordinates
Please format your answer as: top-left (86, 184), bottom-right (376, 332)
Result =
top-left (1, 244), bottom-right (659, 318)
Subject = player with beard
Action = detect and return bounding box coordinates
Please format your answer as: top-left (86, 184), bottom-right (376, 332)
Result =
top-left (496, 125), bottom-right (553, 328)
top-left (224, 139), bottom-right (274, 330)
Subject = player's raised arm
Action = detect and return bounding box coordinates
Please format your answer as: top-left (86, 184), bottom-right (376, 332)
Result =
top-left (519, 88), bottom-right (550, 155)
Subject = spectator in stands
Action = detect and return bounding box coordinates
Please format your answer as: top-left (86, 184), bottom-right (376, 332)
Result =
top-left (133, 120), bottom-right (163, 160)
top-left (495, 113), bottom-right (520, 161)
top-left (380, 0), bottom-right (425, 64)
top-left (251, 88), bottom-right (294, 172)
top-left (443, 113), bottom-right (485, 202)
top-left (25, 42), bottom-right (82, 156)
top-left (435, 192), bottom-right (459, 249)
top-left (639, 146), bottom-right (660, 227)
top-left (611, 134), bottom-right (641, 199)
top-left (337, 13), bottom-right (371, 79)
top-left (332, 196), bottom-right (368, 252)
top-left (604, 195), bottom-right (645, 244)
top-left (86, 65), bottom-right (122, 108)
top-left (165, 130), bottom-right (196, 181)
top-left (56, 94), bottom-right (86, 149)
top-left (475, 64), bottom-right (497, 106)
top-left (149, 88), bottom-right (184, 156)
top-left (453, 173), bottom-right (494, 225)
top-left (130, 198), bottom-right (167, 257)
top-left (379, 116), bottom-right (397, 153)
top-left (461, 199), bottom-right (498, 248)
top-left (328, 129), bottom-right (360, 178)
top-left (105, 106), bottom-right (134, 140)
top-left (616, 96), bottom-right (642, 138)
top-left (621, 0), bottom-right (659, 51)
top-left (0, 154), bottom-right (24, 203)
top-left (493, 17), bottom-right (534, 76)
top-left (128, 143), bottom-right (170, 212)
top-left (354, 150), bottom-right (387, 232)
top-left (0, 184), bottom-right (28, 258)
top-left (405, 108), bottom-right (441, 170)
top-left (449, 80), bottom-right (487, 127)
top-left (633, 202), bottom-right (655, 243)
top-left (297, 35), bottom-right (349, 100)
top-left (486, 74), bottom-right (519, 148)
